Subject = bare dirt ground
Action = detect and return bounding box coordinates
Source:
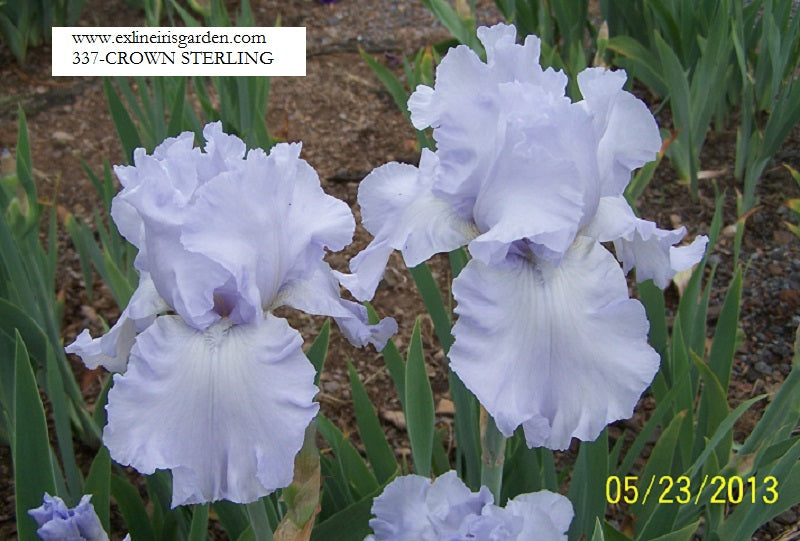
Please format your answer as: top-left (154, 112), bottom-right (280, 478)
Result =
top-left (1, 0), bottom-right (799, 538)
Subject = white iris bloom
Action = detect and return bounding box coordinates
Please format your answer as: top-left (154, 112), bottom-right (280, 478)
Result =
top-left (66, 123), bottom-right (396, 506)
top-left (365, 471), bottom-right (573, 541)
top-left (339, 24), bottom-right (707, 450)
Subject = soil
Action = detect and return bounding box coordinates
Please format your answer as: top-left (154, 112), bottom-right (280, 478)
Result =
top-left (1, 0), bottom-right (799, 539)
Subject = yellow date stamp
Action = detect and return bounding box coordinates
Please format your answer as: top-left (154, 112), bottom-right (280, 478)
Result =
top-left (605, 475), bottom-right (779, 505)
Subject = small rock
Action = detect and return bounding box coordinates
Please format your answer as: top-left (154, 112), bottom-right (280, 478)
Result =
top-left (52, 131), bottom-right (75, 146)
top-left (381, 410), bottom-right (406, 429)
top-left (768, 263), bottom-right (783, 276)
top-left (435, 398), bottom-right (455, 416)
top-left (754, 361), bottom-right (773, 376)
top-left (323, 381), bottom-right (340, 393)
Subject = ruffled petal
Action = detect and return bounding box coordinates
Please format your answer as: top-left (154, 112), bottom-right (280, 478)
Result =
top-left (506, 491), bottom-right (573, 541)
top-left (65, 273), bottom-right (166, 372)
top-left (368, 472), bottom-right (493, 541)
top-left (577, 68), bottom-right (662, 196)
top-left (104, 314), bottom-right (318, 506)
top-left (181, 143), bottom-right (354, 324)
top-left (426, 471), bottom-right (494, 534)
top-left (586, 196), bottom-right (709, 289)
top-left (279, 262), bottom-right (397, 350)
top-left (368, 474), bottom-right (437, 541)
top-left (613, 224), bottom-right (709, 289)
top-left (450, 237), bottom-right (660, 450)
top-left (341, 151), bottom-right (475, 301)
top-left (29, 494), bottom-right (109, 541)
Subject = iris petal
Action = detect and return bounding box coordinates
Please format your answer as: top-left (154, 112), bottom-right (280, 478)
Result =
top-left (280, 261), bottom-right (397, 349)
top-left (577, 68), bottom-right (662, 197)
top-left (339, 150), bottom-right (475, 301)
top-left (103, 314), bottom-right (318, 506)
top-left (587, 195), bottom-right (708, 288)
top-left (65, 273), bottom-right (166, 372)
top-left (450, 238), bottom-right (660, 450)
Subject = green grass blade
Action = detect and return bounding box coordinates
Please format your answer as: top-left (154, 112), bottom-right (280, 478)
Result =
top-left (405, 319), bottom-right (435, 477)
top-left (188, 504), bottom-right (209, 541)
top-left (84, 447), bottom-right (111, 532)
top-left (13, 332), bottom-right (57, 541)
top-left (568, 430), bottom-right (609, 540)
top-left (347, 359), bottom-right (398, 484)
top-left (306, 319), bottom-right (330, 386)
top-left (409, 262), bottom-right (453, 351)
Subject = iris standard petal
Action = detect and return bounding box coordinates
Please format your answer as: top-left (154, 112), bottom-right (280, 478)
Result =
top-left (181, 143), bottom-right (355, 322)
top-left (341, 151), bottom-right (476, 301)
top-left (66, 273), bottom-right (166, 372)
top-left (577, 68), bottom-right (662, 197)
top-left (103, 314), bottom-right (319, 506)
top-left (450, 237), bottom-right (660, 450)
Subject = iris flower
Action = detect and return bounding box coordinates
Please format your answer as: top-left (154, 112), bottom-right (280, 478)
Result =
top-left (66, 123), bottom-right (396, 506)
top-left (365, 471), bottom-right (573, 540)
top-left (28, 494), bottom-right (111, 541)
top-left (339, 24), bottom-right (707, 450)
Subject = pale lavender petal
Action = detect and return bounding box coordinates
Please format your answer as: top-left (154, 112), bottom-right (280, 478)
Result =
top-left (368, 474), bottom-right (437, 541)
top-left (341, 151), bottom-right (475, 301)
top-left (29, 494), bottom-right (109, 541)
top-left (368, 472), bottom-right (493, 541)
top-left (578, 67), bottom-right (662, 196)
top-left (582, 195), bottom-right (638, 242)
top-left (104, 314), bottom-right (318, 506)
top-left (613, 223), bottom-right (709, 288)
top-left (506, 491), bottom-right (573, 541)
top-left (450, 238), bottom-right (660, 450)
top-left (587, 196), bottom-right (708, 288)
top-left (181, 143), bottom-right (354, 323)
top-left (670, 235), bottom-right (709, 273)
top-left (65, 273), bottom-right (166, 372)
top-left (279, 262), bottom-right (397, 350)
top-left (426, 471), bottom-right (493, 534)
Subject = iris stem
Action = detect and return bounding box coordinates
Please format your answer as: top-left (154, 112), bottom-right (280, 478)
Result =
top-left (246, 500), bottom-right (274, 541)
top-left (480, 406), bottom-right (506, 504)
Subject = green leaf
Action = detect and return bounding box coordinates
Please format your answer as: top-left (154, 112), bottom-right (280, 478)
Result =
top-left (632, 410), bottom-right (687, 536)
top-left (111, 474), bottom-right (157, 541)
top-left (359, 48), bottom-right (410, 121)
top-left (188, 504), bottom-right (209, 541)
top-left (84, 447), bottom-right (111, 533)
top-left (405, 319), bottom-right (435, 477)
top-left (708, 267), bottom-right (743, 390)
top-left (306, 319), bottom-right (330, 386)
top-left (310, 485), bottom-right (383, 541)
top-left (317, 415), bottom-right (379, 500)
top-left (103, 78), bottom-right (143, 163)
top-left (347, 360), bottom-right (398, 484)
top-left (568, 430), bottom-right (609, 540)
top-left (13, 332), bottom-right (57, 541)
top-left (648, 519), bottom-right (701, 541)
top-left (409, 262), bottom-right (453, 351)
top-left (212, 501), bottom-right (249, 541)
